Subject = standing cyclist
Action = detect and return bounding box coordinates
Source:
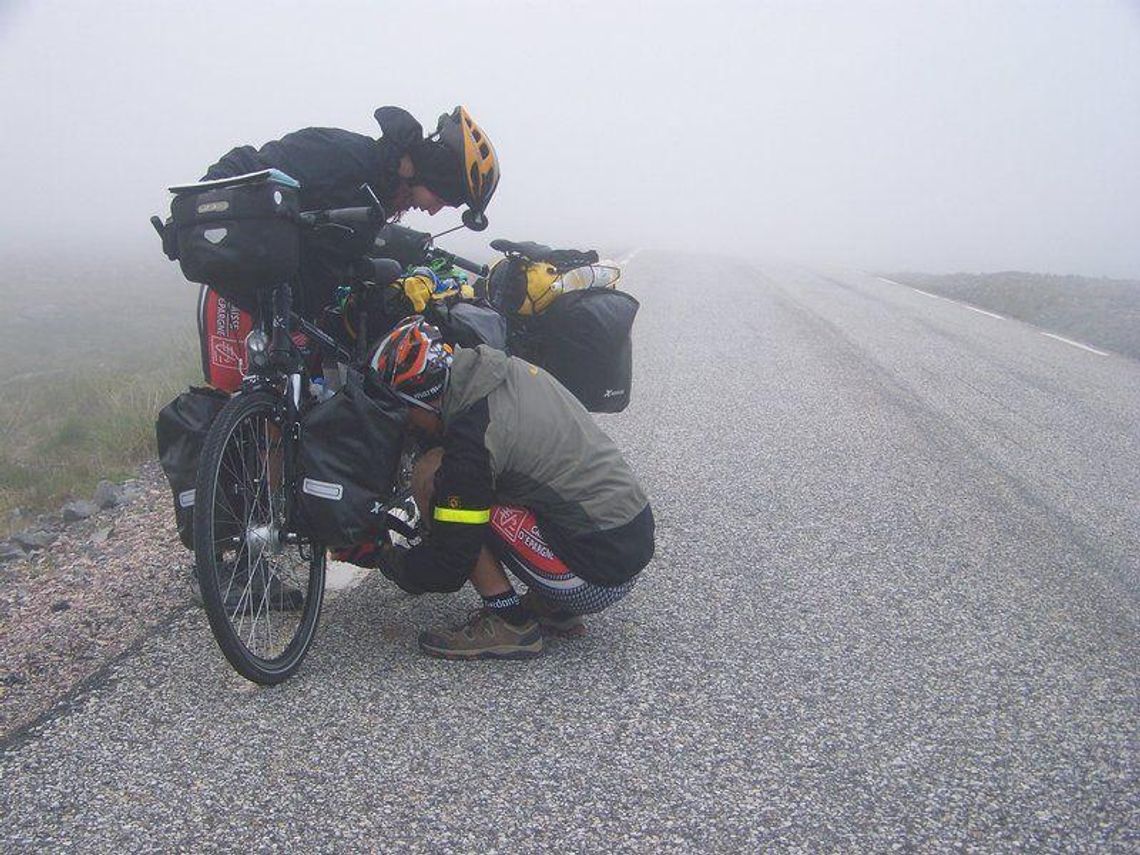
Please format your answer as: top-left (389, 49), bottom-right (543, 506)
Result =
top-left (196, 105), bottom-right (500, 394)
top-left (358, 317), bottom-right (655, 660)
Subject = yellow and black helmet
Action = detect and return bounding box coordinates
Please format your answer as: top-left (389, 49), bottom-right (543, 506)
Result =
top-left (436, 106), bottom-right (500, 230)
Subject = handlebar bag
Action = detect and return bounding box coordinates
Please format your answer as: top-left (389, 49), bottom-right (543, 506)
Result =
top-left (169, 173), bottom-right (301, 311)
top-left (296, 371), bottom-right (407, 547)
top-left (156, 386), bottom-right (230, 550)
top-left (533, 288), bottom-right (639, 413)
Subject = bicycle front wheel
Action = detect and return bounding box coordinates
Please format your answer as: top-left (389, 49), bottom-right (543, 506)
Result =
top-left (193, 389), bottom-right (326, 684)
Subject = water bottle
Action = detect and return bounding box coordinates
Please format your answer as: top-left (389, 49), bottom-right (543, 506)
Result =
top-left (309, 377), bottom-right (334, 402)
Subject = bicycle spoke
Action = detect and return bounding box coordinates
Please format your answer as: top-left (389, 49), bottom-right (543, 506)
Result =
top-left (198, 389), bottom-right (323, 682)
top-left (247, 548), bottom-right (273, 651)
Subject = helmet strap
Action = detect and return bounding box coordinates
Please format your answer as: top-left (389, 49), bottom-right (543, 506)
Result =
top-left (396, 390), bottom-right (441, 414)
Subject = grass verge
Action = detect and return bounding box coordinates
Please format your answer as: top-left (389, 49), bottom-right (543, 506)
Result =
top-left (0, 333), bottom-right (200, 536)
top-left (882, 271), bottom-right (1140, 360)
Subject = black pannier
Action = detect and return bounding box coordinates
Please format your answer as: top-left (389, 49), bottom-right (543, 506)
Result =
top-left (297, 372), bottom-right (407, 548)
top-left (535, 289), bottom-right (639, 413)
top-left (156, 387), bottom-right (230, 549)
top-left (434, 299), bottom-right (509, 351)
top-left (168, 171), bottom-right (301, 311)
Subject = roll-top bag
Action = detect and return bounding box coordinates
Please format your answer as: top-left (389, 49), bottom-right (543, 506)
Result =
top-left (534, 289), bottom-right (639, 413)
top-left (433, 299), bottom-right (509, 351)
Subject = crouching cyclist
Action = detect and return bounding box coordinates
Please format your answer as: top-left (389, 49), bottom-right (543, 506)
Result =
top-left (361, 317), bottom-right (654, 660)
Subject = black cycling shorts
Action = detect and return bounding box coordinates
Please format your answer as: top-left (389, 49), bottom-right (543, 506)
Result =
top-left (486, 505), bottom-right (635, 615)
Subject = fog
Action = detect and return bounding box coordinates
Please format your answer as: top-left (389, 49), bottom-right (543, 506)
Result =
top-left (1, 0), bottom-right (1138, 276)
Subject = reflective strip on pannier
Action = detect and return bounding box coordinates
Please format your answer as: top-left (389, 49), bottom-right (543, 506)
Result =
top-left (301, 479), bottom-right (344, 501)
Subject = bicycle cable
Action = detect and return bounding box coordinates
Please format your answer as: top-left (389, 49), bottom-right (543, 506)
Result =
top-left (431, 223), bottom-right (466, 240)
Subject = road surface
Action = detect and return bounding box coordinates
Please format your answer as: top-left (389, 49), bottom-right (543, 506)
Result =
top-left (3, 254), bottom-right (1137, 851)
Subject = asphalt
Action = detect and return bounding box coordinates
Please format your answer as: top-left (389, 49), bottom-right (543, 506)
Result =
top-left (2, 255), bottom-right (1137, 852)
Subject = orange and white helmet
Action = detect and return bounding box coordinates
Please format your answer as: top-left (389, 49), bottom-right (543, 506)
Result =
top-left (369, 316), bottom-right (453, 411)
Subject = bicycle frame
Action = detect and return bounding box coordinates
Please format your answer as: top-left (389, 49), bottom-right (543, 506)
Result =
top-left (239, 282), bottom-right (324, 551)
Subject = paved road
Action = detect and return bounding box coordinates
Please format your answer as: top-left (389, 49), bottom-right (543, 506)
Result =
top-left (3, 255), bottom-right (1137, 852)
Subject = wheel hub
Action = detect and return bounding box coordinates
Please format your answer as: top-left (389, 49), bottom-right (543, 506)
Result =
top-left (245, 522), bottom-right (283, 556)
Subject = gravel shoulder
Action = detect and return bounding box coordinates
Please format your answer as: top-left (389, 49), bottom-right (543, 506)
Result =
top-left (0, 462), bottom-right (190, 738)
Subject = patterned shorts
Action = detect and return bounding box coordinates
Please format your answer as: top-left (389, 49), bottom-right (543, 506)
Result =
top-left (487, 505), bottom-right (635, 615)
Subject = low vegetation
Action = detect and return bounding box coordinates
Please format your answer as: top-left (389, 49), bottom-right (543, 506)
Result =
top-left (0, 254), bottom-right (199, 535)
top-left (1, 351), bottom-right (198, 534)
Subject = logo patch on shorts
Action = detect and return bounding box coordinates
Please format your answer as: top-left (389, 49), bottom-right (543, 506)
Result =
top-left (209, 338), bottom-right (243, 370)
top-left (491, 506), bottom-right (525, 539)
top-left (490, 506), bottom-right (570, 577)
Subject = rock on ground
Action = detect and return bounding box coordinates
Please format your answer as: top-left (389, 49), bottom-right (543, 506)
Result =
top-left (11, 530), bottom-right (55, 551)
top-left (93, 480), bottom-right (123, 510)
top-left (61, 501), bottom-right (98, 523)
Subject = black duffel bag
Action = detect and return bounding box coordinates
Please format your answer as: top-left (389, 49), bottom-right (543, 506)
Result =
top-left (156, 386), bottom-right (230, 549)
top-left (297, 371), bottom-right (407, 548)
top-left (534, 289), bottom-right (639, 413)
top-left (168, 171), bottom-right (301, 311)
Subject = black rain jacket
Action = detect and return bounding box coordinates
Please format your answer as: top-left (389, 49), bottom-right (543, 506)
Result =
top-left (200, 107), bottom-right (424, 312)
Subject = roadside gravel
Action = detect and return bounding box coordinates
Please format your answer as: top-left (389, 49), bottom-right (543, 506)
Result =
top-left (0, 462), bottom-right (190, 738)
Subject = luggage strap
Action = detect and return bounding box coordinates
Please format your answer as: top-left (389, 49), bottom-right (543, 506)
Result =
top-left (169, 168), bottom-right (300, 194)
top-left (385, 512), bottom-right (419, 539)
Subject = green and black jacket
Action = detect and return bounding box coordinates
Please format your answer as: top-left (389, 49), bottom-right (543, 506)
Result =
top-left (399, 346), bottom-right (654, 593)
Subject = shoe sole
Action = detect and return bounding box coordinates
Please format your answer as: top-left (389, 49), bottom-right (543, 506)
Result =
top-left (418, 640), bottom-right (544, 661)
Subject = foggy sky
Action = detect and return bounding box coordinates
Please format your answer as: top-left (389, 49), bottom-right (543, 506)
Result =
top-left (1, 0), bottom-right (1137, 276)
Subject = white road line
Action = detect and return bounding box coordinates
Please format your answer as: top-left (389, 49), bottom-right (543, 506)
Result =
top-left (876, 272), bottom-right (1113, 357)
top-left (880, 277), bottom-right (1003, 319)
top-left (962, 304), bottom-right (1004, 320)
top-left (1040, 332), bottom-right (1109, 356)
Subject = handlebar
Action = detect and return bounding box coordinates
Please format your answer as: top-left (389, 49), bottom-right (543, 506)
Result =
top-left (298, 205), bottom-right (385, 230)
top-left (374, 223), bottom-right (488, 277)
top-left (428, 248), bottom-right (488, 278)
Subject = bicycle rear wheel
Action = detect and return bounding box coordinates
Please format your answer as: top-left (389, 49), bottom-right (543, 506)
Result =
top-left (193, 389), bottom-right (325, 684)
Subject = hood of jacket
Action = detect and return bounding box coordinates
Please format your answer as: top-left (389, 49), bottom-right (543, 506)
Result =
top-left (373, 106), bottom-right (424, 152)
top-left (442, 345), bottom-right (510, 424)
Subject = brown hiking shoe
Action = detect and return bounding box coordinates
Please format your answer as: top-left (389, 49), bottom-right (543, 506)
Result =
top-left (521, 590), bottom-right (587, 638)
top-left (418, 609), bottom-right (543, 661)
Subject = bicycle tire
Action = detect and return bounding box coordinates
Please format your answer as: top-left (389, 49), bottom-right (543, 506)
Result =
top-left (193, 389), bottom-right (326, 684)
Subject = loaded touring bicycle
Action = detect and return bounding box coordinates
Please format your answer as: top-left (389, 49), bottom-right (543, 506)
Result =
top-left (153, 170), bottom-right (642, 683)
